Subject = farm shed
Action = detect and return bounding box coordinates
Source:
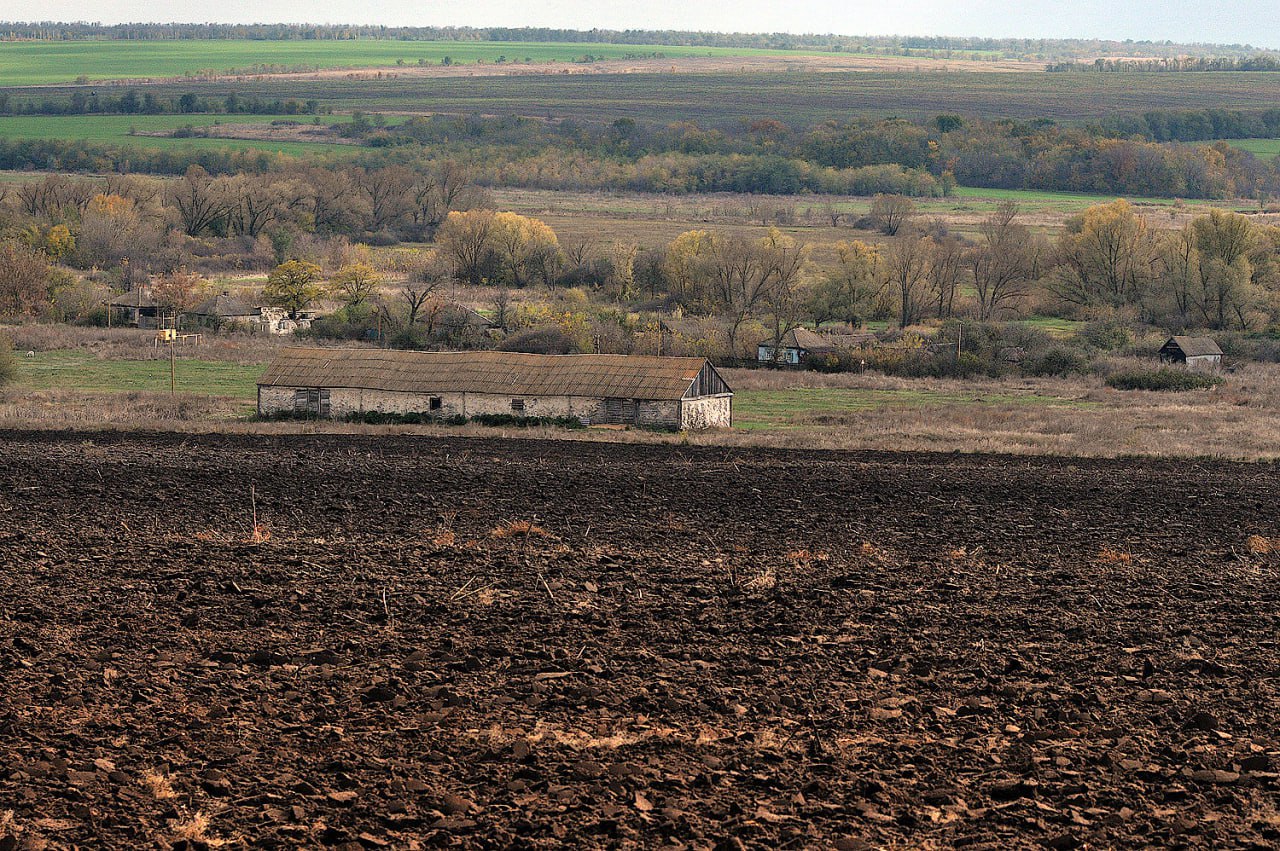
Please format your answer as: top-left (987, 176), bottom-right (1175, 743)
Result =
top-left (1159, 336), bottom-right (1223, 372)
top-left (257, 348), bottom-right (733, 429)
top-left (758, 328), bottom-right (877, 364)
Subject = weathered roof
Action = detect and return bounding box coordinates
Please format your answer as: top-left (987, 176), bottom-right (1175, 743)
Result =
top-left (258, 348), bottom-right (723, 400)
top-left (1165, 336), bottom-right (1223, 358)
top-left (762, 328), bottom-right (877, 351)
top-left (109, 289), bottom-right (155, 308)
top-left (189, 293), bottom-right (258, 317)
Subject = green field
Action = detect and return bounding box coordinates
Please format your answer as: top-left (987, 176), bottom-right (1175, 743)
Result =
top-left (1225, 138), bottom-right (1280, 159)
top-left (0, 114), bottom-right (355, 156)
top-left (16, 350), bottom-right (263, 399)
top-left (0, 39), bottom-right (819, 86)
top-left (733, 386), bottom-right (1091, 430)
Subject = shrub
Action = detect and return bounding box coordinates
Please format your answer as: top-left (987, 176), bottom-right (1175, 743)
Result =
top-left (1105, 368), bottom-right (1223, 391)
top-left (1082, 320), bottom-right (1133, 352)
top-left (0, 334), bottom-right (14, 386)
top-left (1023, 346), bottom-right (1089, 377)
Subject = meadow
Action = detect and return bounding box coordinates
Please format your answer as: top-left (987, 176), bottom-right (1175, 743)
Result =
top-left (0, 114), bottom-right (354, 155)
top-left (1225, 138), bottom-right (1280, 159)
top-left (0, 39), bottom-right (819, 86)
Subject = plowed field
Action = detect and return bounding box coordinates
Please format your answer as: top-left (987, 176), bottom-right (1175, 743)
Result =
top-left (2, 431), bottom-right (1279, 849)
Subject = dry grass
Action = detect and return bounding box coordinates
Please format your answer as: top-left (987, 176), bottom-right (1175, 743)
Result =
top-left (2, 323), bottom-right (289, 364)
top-left (1096, 547), bottom-right (1134, 565)
top-left (1247, 535), bottom-right (1280, 554)
top-left (141, 770), bottom-right (177, 800)
top-left (490, 520), bottom-right (551, 539)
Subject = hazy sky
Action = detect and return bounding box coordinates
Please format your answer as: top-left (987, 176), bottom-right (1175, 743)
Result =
top-left (7, 1), bottom-right (1278, 49)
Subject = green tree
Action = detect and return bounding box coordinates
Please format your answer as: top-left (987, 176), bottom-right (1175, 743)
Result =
top-left (330, 262), bottom-right (383, 311)
top-left (264, 260), bottom-right (323, 319)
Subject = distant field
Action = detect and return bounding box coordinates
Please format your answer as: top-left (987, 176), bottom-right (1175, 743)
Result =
top-left (15, 70), bottom-right (1276, 127)
top-left (0, 39), bottom-right (826, 86)
top-left (0, 114), bottom-right (352, 156)
top-left (1225, 138), bottom-right (1280, 159)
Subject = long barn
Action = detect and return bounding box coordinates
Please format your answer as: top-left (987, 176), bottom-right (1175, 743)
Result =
top-left (257, 348), bottom-right (733, 429)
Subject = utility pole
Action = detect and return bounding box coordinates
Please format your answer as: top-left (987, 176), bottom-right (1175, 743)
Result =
top-left (956, 322), bottom-right (963, 360)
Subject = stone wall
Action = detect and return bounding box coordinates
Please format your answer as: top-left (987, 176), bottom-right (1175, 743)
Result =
top-left (681, 395), bottom-right (732, 429)
top-left (260, 384), bottom-right (727, 430)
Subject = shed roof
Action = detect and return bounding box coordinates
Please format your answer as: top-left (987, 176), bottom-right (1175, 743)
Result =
top-left (763, 328), bottom-right (877, 351)
top-left (258, 348), bottom-right (722, 400)
top-left (189, 293), bottom-right (258, 317)
top-left (109, 288), bottom-right (155, 308)
top-left (1165, 336), bottom-right (1223, 357)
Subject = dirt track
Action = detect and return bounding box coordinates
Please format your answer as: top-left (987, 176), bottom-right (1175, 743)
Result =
top-left (2, 431), bottom-right (1279, 849)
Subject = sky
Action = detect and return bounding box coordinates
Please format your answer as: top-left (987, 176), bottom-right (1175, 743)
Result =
top-left (5, 1), bottom-right (1278, 49)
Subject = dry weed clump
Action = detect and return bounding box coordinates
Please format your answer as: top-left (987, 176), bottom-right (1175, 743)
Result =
top-left (169, 811), bottom-right (229, 847)
top-left (742, 564), bottom-right (778, 590)
top-left (1247, 535), bottom-right (1280, 554)
top-left (491, 520), bottom-right (550, 539)
top-left (1096, 546), bottom-right (1134, 565)
top-left (141, 770), bottom-right (177, 800)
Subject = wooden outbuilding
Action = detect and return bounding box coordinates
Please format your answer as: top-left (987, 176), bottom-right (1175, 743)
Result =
top-left (257, 347), bottom-right (733, 429)
top-left (757, 328), bottom-right (877, 364)
top-left (1159, 336), bottom-right (1223, 373)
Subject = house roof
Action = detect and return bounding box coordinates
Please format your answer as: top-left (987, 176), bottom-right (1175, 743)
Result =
top-left (1165, 336), bottom-right (1223, 357)
top-left (109, 289), bottom-right (155, 308)
top-left (189, 293), bottom-right (258, 317)
top-left (258, 348), bottom-right (724, 400)
top-left (762, 328), bottom-right (877, 351)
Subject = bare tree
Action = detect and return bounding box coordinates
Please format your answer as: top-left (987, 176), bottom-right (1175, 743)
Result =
top-left (970, 202), bottom-right (1040, 320)
top-left (884, 234), bottom-right (933, 328)
top-left (869, 194), bottom-right (917, 236)
top-left (169, 166), bottom-right (231, 237)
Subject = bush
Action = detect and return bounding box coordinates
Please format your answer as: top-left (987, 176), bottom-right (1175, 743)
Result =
top-left (1082, 320), bottom-right (1133, 352)
top-left (0, 334), bottom-right (14, 386)
top-left (1105, 368), bottom-right (1223, 391)
top-left (1023, 346), bottom-right (1089, 377)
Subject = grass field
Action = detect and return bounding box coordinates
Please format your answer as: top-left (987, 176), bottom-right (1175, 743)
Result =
top-left (732, 386), bottom-right (1093, 430)
top-left (0, 40), bottom-right (831, 86)
top-left (1225, 138), bottom-right (1280, 159)
top-left (16, 70), bottom-right (1274, 127)
top-left (15, 350), bottom-right (262, 399)
top-left (0, 114), bottom-right (355, 156)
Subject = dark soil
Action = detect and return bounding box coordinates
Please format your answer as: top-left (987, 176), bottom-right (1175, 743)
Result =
top-left (2, 431), bottom-right (1279, 849)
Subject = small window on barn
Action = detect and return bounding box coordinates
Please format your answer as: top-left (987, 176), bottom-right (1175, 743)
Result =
top-left (429, 396), bottom-right (442, 411)
top-left (511, 398), bottom-right (525, 413)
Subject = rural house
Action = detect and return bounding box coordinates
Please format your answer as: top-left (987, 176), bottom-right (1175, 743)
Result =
top-left (185, 292), bottom-right (260, 330)
top-left (757, 328), bottom-right (877, 364)
top-left (109, 288), bottom-right (163, 329)
top-left (257, 348), bottom-right (733, 429)
top-left (1159, 336), bottom-right (1223, 372)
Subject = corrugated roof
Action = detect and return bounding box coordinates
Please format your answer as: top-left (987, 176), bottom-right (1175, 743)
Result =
top-left (1166, 336), bottom-right (1223, 358)
top-left (258, 348), bottom-right (720, 400)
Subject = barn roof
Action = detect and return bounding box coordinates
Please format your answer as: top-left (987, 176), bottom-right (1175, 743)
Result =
top-left (258, 348), bottom-right (721, 400)
top-left (1165, 336), bottom-right (1223, 357)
